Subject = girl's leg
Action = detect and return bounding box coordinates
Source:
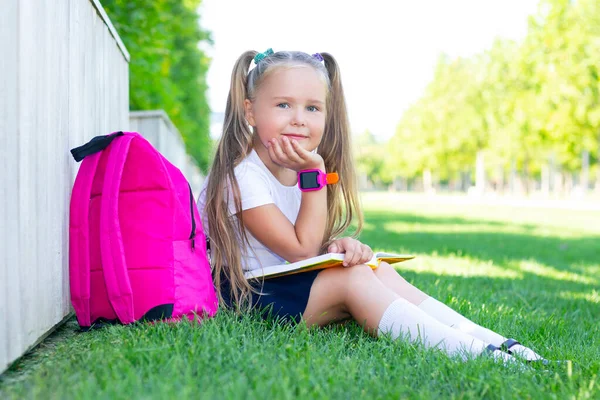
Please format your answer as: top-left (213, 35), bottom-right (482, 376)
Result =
top-left (373, 262), bottom-right (546, 361)
top-left (372, 262), bottom-right (429, 305)
top-left (302, 265), bottom-right (517, 363)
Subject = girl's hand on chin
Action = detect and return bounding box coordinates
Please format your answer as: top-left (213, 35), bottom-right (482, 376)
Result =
top-left (266, 136), bottom-right (324, 171)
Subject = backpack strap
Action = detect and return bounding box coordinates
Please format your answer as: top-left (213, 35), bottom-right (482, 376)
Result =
top-left (69, 152), bottom-right (102, 327)
top-left (100, 133), bottom-right (136, 324)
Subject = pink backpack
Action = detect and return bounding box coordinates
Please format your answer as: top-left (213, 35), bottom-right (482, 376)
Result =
top-left (69, 131), bottom-right (218, 329)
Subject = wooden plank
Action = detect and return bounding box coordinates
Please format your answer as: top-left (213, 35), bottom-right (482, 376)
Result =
top-left (0, 0), bottom-right (21, 374)
top-left (17, 0), bottom-right (38, 355)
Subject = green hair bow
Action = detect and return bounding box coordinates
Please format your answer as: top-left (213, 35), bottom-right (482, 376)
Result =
top-left (254, 48), bottom-right (274, 64)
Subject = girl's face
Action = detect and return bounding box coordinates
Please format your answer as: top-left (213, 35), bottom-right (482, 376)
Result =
top-left (245, 65), bottom-right (327, 153)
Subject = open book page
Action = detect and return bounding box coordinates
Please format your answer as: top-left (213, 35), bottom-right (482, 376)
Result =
top-left (244, 252), bottom-right (415, 280)
top-left (373, 252), bottom-right (416, 266)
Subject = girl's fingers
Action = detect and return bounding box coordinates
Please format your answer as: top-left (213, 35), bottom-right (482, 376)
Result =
top-left (345, 241), bottom-right (372, 267)
top-left (342, 241), bottom-right (355, 267)
top-left (343, 252), bottom-right (352, 267)
top-left (354, 245), bottom-right (365, 266)
top-left (340, 238), bottom-right (353, 266)
top-left (268, 136), bottom-right (324, 171)
top-left (281, 137), bottom-right (303, 164)
top-left (290, 139), bottom-right (309, 160)
top-left (270, 138), bottom-right (287, 164)
top-left (268, 142), bottom-right (289, 168)
top-left (267, 140), bottom-right (279, 162)
top-left (361, 244), bottom-right (374, 264)
top-left (345, 243), bottom-right (362, 267)
top-left (351, 248), bottom-right (363, 267)
top-left (328, 242), bottom-right (340, 254)
top-left (291, 139), bottom-right (322, 167)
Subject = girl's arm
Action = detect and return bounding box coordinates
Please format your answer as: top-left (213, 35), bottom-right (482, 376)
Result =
top-left (242, 137), bottom-right (327, 262)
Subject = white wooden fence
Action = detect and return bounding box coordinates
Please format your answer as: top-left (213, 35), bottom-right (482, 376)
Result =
top-left (129, 110), bottom-right (205, 197)
top-left (0, 0), bottom-right (129, 373)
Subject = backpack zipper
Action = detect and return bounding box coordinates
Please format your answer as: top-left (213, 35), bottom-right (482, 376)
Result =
top-left (188, 183), bottom-right (196, 251)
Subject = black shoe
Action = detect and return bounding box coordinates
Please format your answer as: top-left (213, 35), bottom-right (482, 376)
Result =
top-left (499, 338), bottom-right (521, 354)
top-left (500, 338), bottom-right (566, 366)
top-left (485, 343), bottom-right (500, 354)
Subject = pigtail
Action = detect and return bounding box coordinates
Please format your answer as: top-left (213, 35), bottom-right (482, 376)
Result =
top-left (319, 53), bottom-right (363, 251)
top-left (204, 50), bottom-right (258, 310)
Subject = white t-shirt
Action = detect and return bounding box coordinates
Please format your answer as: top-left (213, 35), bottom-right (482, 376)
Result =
top-left (197, 150), bottom-right (301, 271)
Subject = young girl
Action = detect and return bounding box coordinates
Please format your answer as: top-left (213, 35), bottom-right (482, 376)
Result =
top-left (198, 49), bottom-right (549, 365)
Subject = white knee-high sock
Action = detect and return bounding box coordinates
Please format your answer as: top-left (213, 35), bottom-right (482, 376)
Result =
top-left (378, 298), bottom-right (516, 364)
top-left (417, 297), bottom-right (545, 361)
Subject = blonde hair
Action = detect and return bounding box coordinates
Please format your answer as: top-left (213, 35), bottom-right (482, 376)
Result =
top-left (204, 50), bottom-right (363, 309)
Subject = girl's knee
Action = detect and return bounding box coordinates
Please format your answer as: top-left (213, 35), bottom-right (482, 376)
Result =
top-left (307, 267), bottom-right (373, 314)
top-left (345, 264), bottom-right (379, 285)
top-left (316, 265), bottom-right (377, 296)
top-left (317, 264), bottom-right (374, 286)
top-left (374, 261), bottom-right (405, 280)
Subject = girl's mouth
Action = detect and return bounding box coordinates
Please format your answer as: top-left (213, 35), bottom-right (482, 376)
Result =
top-left (282, 134), bottom-right (307, 140)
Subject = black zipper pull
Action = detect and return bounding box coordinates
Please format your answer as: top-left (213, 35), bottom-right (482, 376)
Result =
top-left (206, 237), bottom-right (211, 262)
top-left (188, 183), bottom-right (196, 252)
top-left (70, 132), bottom-right (124, 162)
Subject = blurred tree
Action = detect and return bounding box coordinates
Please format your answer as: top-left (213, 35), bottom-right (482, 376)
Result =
top-left (101, 0), bottom-right (213, 172)
top-left (385, 0), bottom-right (600, 193)
top-left (355, 130), bottom-right (392, 187)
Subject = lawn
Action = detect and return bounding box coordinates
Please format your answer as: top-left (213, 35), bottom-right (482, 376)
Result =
top-left (1, 193), bottom-right (599, 399)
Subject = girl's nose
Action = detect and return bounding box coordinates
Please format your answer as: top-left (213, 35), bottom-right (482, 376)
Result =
top-left (291, 110), bottom-right (306, 126)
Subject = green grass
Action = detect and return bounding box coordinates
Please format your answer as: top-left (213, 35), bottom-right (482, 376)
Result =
top-left (2, 192), bottom-right (599, 399)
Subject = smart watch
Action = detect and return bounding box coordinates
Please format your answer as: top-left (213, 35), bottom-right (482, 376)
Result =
top-left (297, 169), bottom-right (339, 192)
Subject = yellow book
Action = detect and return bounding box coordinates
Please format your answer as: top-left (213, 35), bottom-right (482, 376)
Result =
top-left (244, 252), bottom-right (415, 280)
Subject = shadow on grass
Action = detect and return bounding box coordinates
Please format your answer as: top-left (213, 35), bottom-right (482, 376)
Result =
top-left (390, 269), bottom-right (600, 368)
top-left (362, 210), bottom-right (600, 278)
top-left (363, 209), bottom-right (541, 232)
top-left (360, 209), bottom-right (600, 354)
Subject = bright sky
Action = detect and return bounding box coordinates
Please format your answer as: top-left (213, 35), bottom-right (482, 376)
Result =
top-left (199, 0), bottom-right (539, 140)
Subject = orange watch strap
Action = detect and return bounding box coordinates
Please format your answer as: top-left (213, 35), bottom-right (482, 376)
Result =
top-left (325, 172), bottom-right (339, 185)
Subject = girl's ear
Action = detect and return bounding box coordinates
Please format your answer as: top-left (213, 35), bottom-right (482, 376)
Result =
top-left (244, 99), bottom-right (255, 127)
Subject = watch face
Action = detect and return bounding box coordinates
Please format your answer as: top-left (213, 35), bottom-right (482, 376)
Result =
top-left (300, 171), bottom-right (320, 189)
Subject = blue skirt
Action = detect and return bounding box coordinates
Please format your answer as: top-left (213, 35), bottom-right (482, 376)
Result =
top-left (219, 270), bottom-right (320, 324)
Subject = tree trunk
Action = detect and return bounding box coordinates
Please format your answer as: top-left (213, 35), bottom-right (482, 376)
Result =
top-left (549, 153), bottom-right (556, 195)
top-left (564, 172), bottom-right (573, 196)
top-left (423, 169), bottom-right (433, 193)
top-left (475, 150), bottom-right (485, 195)
top-left (523, 158), bottom-right (531, 195)
top-left (597, 128), bottom-right (600, 192)
top-left (554, 169), bottom-right (563, 196)
top-left (497, 164), bottom-right (504, 194)
top-left (393, 177), bottom-right (406, 192)
top-left (581, 150), bottom-right (589, 195)
top-left (541, 164), bottom-right (550, 197)
top-left (509, 159), bottom-right (517, 195)
top-left (461, 170), bottom-right (471, 192)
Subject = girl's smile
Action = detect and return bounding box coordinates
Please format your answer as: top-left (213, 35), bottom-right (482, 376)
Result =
top-left (282, 134), bottom-right (308, 140)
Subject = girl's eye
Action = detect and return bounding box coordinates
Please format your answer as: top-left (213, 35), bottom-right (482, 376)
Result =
top-left (277, 103), bottom-right (290, 109)
top-left (307, 105), bottom-right (319, 112)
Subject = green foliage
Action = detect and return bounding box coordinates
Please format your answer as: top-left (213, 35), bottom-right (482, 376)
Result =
top-left (2, 193), bottom-right (599, 398)
top-left (384, 0), bottom-right (600, 187)
top-left (355, 131), bottom-right (393, 186)
top-left (101, 0), bottom-right (213, 172)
